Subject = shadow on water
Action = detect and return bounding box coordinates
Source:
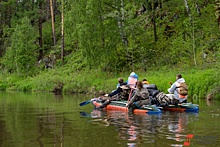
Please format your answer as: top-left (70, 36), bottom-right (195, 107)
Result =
top-left (80, 108), bottom-right (199, 147)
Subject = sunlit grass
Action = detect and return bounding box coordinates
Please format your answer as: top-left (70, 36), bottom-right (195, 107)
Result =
top-left (0, 66), bottom-right (219, 99)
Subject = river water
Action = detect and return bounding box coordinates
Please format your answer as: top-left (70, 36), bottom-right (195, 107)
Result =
top-left (0, 91), bottom-right (219, 147)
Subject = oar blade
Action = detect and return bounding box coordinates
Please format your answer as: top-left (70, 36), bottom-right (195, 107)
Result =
top-left (79, 100), bottom-right (92, 106)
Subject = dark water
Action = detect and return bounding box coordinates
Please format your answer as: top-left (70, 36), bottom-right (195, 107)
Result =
top-left (0, 92), bottom-right (219, 147)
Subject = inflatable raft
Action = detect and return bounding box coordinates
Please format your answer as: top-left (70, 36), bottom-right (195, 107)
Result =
top-left (92, 100), bottom-right (199, 113)
top-left (92, 100), bottom-right (162, 114)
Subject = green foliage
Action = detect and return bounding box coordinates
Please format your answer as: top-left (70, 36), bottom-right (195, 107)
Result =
top-left (0, 0), bottom-right (218, 72)
top-left (0, 0), bottom-right (220, 99)
top-left (2, 17), bottom-right (38, 76)
top-left (0, 74), bottom-right (24, 90)
top-left (3, 66), bottom-right (220, 100)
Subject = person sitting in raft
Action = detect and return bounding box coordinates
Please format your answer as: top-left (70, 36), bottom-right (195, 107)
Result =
top-left (106, 78), bottom-right (127, 97)
top-left (127, 72), bottom-right (138, 89)
top-left (96, 78), bottom-right (129, 109)
top-left (116, 77), bottom-right (127, 89)
top-left (142, 78), bottom-right (150, 88)
top-left (142, 79), bottom-right (149, 84)
top-left (167, 74), bottom-right (188, 103)
top-left (96, 85), bottom-right (131, 109)
top-left (126, 81), bottom-right (151, 112)
top-left (126, 72), bottom-right (139, 99)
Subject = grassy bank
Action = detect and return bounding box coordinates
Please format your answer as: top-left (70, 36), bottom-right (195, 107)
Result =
top-left (0, 66), bottom-right (219, 99)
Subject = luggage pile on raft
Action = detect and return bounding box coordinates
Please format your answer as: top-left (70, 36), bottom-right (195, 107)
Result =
top-left (80, 84), bottom-right (199, 114)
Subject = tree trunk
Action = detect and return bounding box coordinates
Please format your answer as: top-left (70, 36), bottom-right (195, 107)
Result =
top-left (215, 0), bottom-right (220, 29)
top-left (38, 1), bottom-right (43, 61)
top-left (153, 12), bottom-right (157, 42)
top-left (159, 0), bottom-right (163, 9)
top-left (152, 2), bottom-right (157, 43)
top-left (192, 17), bottom-right (197, 66)
top-left (183, 0), bottom-right (192, 23)
top-left (195, 2), bottom-right (201, 16)
top-left (117, 0), bottom-right (128, 47)
top-left (50, 0), bottom-right (56, 46)
top-left (61, 0), bottom-right (64, 65)
top-left (32, 0), bottom-right (35, 10)
top-left (218, 17), bottom-right (220, 29)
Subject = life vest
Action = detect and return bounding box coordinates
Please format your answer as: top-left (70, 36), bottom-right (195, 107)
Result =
top-left (176, 82), bottom-right (188, 98)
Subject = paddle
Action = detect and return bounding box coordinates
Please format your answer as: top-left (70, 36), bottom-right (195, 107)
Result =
top-left (125, 88), bottom-right (135, 107)
top-left (79, 100), bottom-right (92, 106)
top-left (79, 98), bottom-right (96, 106)
top-left (80, 112), bottom-right (91, 117)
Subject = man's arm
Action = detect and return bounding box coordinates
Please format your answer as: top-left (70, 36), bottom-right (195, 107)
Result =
top-left (108, 87), bottom-right (122, 97)
top-left (168, 82), bottom-right (177, 93)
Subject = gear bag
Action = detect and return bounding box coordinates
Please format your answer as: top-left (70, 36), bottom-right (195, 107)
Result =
top-left (155, 92), bottom-right (171, 106)
top-left (177, 82), bottom-right (188, 95)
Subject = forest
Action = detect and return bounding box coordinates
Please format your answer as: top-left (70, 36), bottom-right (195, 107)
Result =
top-left (0, 0), bottom-right (220, 98)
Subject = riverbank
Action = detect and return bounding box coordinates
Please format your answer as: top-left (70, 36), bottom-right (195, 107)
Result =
top-left (0, 66), bottom-right (219, 99)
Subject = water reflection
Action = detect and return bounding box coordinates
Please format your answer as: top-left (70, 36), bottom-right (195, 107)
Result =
top-left (206, 99), bottom-right (214, 106)
top-left (36, 111), bottom-right (65, 147)
top-left (80, 109), bottom-right (199, 146)
top-left (1, 92), bottom-right (219, 147)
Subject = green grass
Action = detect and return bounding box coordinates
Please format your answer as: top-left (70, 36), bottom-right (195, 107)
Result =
top-left (0, 66), bottom-right (219, 99)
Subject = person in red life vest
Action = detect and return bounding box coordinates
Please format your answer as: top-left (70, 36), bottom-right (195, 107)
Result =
top-left (167, 74), bottom-right (188, 103)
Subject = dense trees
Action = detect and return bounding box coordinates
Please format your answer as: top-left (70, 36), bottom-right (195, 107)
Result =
top-left (0, 0), bottom-right (219, 76)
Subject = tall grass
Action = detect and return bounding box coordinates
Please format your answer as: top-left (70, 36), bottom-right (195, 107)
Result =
top-left (0, 66), bottom-right (219, 99)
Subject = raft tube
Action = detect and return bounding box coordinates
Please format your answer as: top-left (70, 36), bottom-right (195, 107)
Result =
top-left (161, 103), bottom-right (199, 112)
top-left (92, 100), bottom-right (161, 114)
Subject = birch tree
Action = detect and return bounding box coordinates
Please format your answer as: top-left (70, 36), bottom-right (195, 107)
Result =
top-left (116, 0), bottom-right (128, 46)
top-left (183, 0), bottom-right (192, 23)
top-left (50, 0), bottom-right (56, 46)
top-left (61, 0), bottom-right (64, 64)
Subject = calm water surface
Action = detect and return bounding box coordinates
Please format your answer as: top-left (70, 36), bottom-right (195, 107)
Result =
top-left (0, 91), bottom-right (220, 147)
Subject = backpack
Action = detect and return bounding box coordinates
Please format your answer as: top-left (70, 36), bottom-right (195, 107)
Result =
top-left (155, 92), bottom-right (171, 106)
top-left (177, 82), bottom-right (188, 95)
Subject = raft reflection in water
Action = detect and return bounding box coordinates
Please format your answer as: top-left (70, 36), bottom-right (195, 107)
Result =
top-left (80, 109), bottom-right (199, 146)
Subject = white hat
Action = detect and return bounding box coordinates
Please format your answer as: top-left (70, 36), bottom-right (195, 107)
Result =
top-left (130, 72), bottom-right (135, 76)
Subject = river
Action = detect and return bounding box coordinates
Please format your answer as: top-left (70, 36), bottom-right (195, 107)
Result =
top-left (0, 91), bottom-right (219, 147)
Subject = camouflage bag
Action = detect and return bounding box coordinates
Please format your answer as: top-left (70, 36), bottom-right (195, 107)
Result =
top-left (155, 92), bottom-right (171, 106)
top-left (178, 82), bottom-right (188, 95)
